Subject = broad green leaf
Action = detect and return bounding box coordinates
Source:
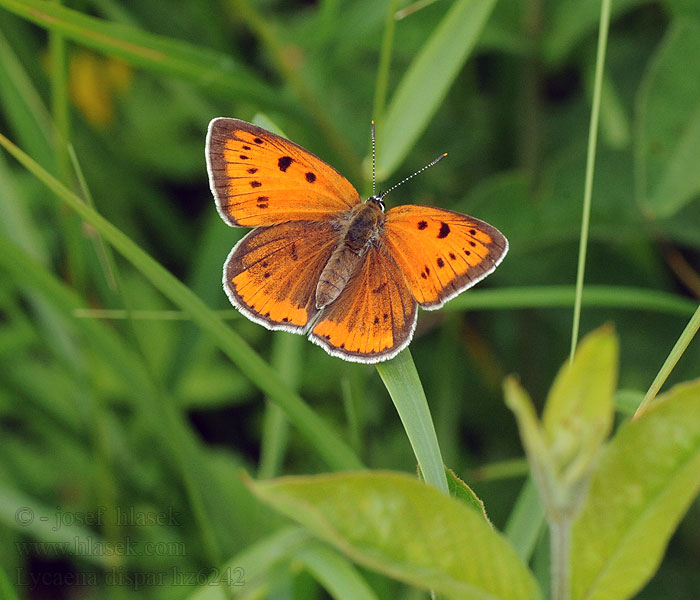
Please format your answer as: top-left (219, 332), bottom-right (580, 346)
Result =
top-left (636, 19), bottom-right (700, 217)
top-left (571, 379), bottom-right (700, 600)
top-left (543, 326), bottom-right (617, 485)
top-left (0, 0), bottom-right (287, 110)
top-left (248, 471), bottom-right (541, 600)
top-left (376, 0), bottom-right (496, 179)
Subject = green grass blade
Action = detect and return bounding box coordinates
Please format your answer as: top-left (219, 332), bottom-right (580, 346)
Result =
top-left (504, 477), bottom-right (546, 561)
top-left (0, 564), bottom-right (19, 600)
top-left (187, 526), bottom-right (312, 600)
top-left (376, 0), bottom-right (497, 179)
top-left (0, 0), bottom-right (290, 110)
top-left (296, 542), bottom-right (380, 600)
top-left (570, 0), bottom-right (612, 362)
top-left (446, 285), bottom-right (696, 316)
top-left (371, 0), bottom-right (400, 123)
top-left (636, 302), bottom-right (700, 417)
top-left (0, 27), bottom-right (54, 169)
top-left (375, 349), bottom-right (448, 494)
top-left (0, 131), bottom-right (363, 472)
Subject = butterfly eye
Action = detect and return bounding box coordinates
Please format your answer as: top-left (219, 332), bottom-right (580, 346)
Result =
top-left (367, 196), bottom-right (385, 211)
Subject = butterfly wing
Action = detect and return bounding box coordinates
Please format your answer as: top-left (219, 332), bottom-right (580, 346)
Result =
top-left (207, 118), bottom-right (361, 227)
top-left (225, 220), bottom-right (340, 332)
top-left (383, 205), bottom-right (508, 309)
top-left (309, 243), bottom-right (418, 363)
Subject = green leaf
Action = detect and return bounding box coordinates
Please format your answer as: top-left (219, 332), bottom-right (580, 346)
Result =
top-left (504, 477), bottom-right (545, 562)
top-left (445, 467), bottom-right (491, 523)
top-left (376, 0), bottom-right (496, 179)
top-left (636, 19), bottom-right (700, 217)
top-left (376, 350), bottom-right (448, 494)
top-left (504, 377), bottom-right (556, 511)
top-left (295, 542), bottom-right (380, 600)
top-left (248, 471), bottom-right (541, 600)
top-left (571, 379), bottom-right (700, 600)
top-left (543, 326), bottom-right (617, 486)
top-left (188, 526), bottom-right (311, 599)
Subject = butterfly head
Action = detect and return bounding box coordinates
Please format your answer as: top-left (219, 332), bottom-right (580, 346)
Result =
top-left (366, 196), bottom-right (385, 212)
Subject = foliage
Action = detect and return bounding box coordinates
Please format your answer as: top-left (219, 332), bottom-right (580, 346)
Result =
top-left (0, 0), bottom-right (699, 598)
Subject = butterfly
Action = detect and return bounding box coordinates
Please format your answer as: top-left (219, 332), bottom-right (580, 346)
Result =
top-left (206, 118), bottom-right (508, 363)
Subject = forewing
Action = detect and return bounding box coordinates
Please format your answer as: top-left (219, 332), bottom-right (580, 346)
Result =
top-left (383, 205), bottom-right (508, 309)
top-left (207, 118), bottom-right (361, 227)
top-left (310, 243), bottom-right (418, 363)
top-left (225, 221), bottom-right (339, 332)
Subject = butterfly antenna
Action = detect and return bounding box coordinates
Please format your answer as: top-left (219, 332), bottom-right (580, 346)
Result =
top-left (379, 152), bottom-right (448, 201)
top-left (371, 120), bottom-right (377, 198)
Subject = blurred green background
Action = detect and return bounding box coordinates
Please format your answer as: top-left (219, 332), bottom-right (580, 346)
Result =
top-left (0, 0), bottom-right (699, 598)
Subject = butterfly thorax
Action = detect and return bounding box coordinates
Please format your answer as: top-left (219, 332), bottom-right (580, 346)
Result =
top-left (315, 200), bottom-right (385, 309)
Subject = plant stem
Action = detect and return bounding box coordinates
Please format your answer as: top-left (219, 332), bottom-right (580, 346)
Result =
top-left (550, 514), bottom-right (573, 600)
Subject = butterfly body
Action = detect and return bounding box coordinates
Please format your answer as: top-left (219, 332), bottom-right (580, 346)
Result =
top-left (316, 198), bottom-right (385, 309)
top-left (206, 118), bottom-right (508, 363)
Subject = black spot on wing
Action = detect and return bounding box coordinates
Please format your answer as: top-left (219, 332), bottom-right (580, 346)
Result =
top-left (305, 172), bottom-right (316, 183)
top-left (250, 181), bottom-right (262, 188)
top-left (417, 220), bottom-right (428, 230)
top-left (438, 222), bottom-right (450, 238)
top-left (278, 156), bottom-right (293, 172)
top-left (436, 257), bottom-right (445, 268)
top-left (247, 167), bottom-right (258, 174)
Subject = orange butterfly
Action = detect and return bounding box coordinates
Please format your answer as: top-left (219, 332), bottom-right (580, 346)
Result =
top-left (206, 118), bottom-right (508, 363)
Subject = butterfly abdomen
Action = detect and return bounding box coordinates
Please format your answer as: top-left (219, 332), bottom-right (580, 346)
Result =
top-left (315, 202), bottom-right (385, 309)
